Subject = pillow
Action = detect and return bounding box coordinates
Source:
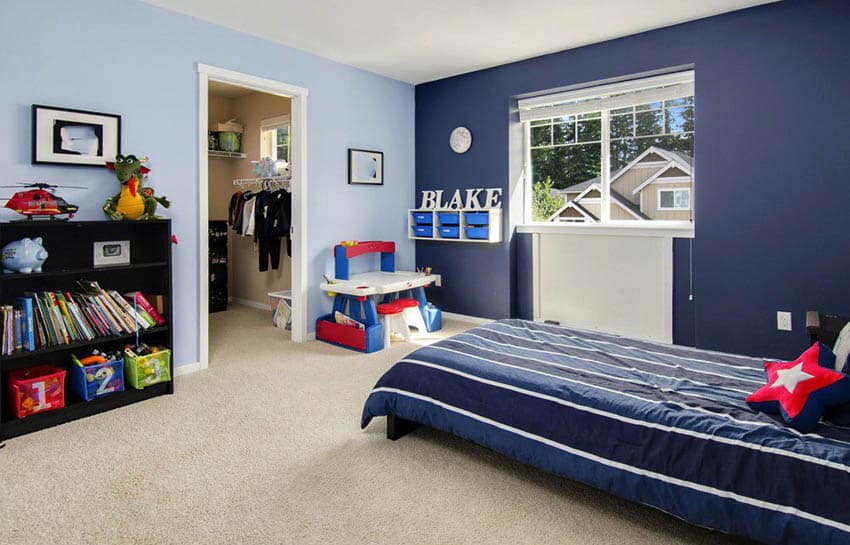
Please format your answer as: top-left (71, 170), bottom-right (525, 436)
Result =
top-left (832, 322), bottom-right (850, 373)
top-left (746, 342), bottom-right (850, 433)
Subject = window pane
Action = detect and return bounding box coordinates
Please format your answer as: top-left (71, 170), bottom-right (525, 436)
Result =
top-left (665, 105), bottom-right (693, 133)
top-left (665, 96), bottom-right (693, 108)
top-left (635, 101), bottom-right (662, 112)
top-left (611, 106), bottom-right (632, 116)
top-left (675, 190), bottom-right (690, 209)
top-left (577, 118), bottom-right (601, 142)
top-left (552, 120), bottom-right (576, 144)
top-left (610, 114), bottom-right (633, 139)
top-left (531, 144), bottom-right (601, 190)
top-left (635, 110), bottom-right (664, 136)
top-left (530, 119), bottom-right (549, 126)
top-left (531, 124), bottom-right (552, 147)
top-left (660, 191), bottom-right (674, 208)
top-left (577, 111), bottom-right (601, 120)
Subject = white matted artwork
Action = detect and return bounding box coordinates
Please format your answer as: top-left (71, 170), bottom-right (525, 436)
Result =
top-left (93, 240), bottom-right (131, 267)
top-left (348, 148), bottom-right (383, 185)
top-left (32, 105), bottom-right (121, 166)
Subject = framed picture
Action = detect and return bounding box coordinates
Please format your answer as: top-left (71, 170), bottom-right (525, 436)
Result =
top-left (348, 148), bottom-right (383, 185)
top-left (32, 105), bottom-right (121, 167)
top-left (93, 240), bottom-right (131, 267)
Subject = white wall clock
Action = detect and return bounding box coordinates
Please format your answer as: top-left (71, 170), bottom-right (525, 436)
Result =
top-left (449, 126), bottom-right (472, 154)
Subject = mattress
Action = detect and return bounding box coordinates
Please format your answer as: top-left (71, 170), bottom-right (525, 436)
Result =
top-left (361, 319), bottom-right (850, 545)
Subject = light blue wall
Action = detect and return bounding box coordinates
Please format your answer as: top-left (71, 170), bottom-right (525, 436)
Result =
top-left (0, 0), bottom-right (415, 366)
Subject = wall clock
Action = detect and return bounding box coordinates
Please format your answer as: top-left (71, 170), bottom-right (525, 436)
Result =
top-left (449, 126), bottom-right (472, 154)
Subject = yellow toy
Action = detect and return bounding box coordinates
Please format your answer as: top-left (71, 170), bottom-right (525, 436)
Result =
top-left (103, 154), bottom-right (170, 220)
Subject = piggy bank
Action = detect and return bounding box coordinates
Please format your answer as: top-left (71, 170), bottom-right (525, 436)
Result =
top-left (2, 237), bottom-right (48, 274)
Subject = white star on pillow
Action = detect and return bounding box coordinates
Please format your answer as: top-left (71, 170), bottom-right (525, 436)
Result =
top-left (771, 363), bottom-right (814, 394)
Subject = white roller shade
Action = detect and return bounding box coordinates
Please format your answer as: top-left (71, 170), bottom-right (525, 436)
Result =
top-left (518, 71), bottom-right (694, 123)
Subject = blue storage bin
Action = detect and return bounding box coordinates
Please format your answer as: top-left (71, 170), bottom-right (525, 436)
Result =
top-left (412, 212), bottom-right (432, 225)
top-left (439, 226), bottom-right (460, 238)
top-left (69, 355), bottom-right (125, 401)
top-left (412, 225), bottom-right (433, 237)
top-left (466, 226), bottom-right (489, 240)
top-left (437, 212), bottom-right (460, 225)
top-left (464, 211), bottom-right (490, 225)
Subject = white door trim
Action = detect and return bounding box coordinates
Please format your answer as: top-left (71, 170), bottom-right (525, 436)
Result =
top-left (197, 63), bottom-right (309, 371)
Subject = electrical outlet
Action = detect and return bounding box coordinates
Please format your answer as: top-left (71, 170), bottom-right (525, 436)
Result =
top-left (777, 311), bottom-right (792, 331)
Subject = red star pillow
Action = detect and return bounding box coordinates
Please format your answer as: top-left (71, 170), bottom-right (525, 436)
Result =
top-left (746, 342), bottom-right (850, 433)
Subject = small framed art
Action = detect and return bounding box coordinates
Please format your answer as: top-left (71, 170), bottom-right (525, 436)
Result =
top-left (32, 105), bottom-right (121, 167)
top-left (348, 148), bottom-right (383, 185)
top-left (93, 240), bottom-right (131, 267)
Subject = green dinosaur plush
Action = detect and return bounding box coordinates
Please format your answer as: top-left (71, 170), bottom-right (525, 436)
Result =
top-left (103, 154), bottom-right (170, 220)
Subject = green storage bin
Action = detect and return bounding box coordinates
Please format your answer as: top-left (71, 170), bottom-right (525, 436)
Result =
top-left (217, 132), bottom-right (242, 152)
top-left (124, 348), bottom-right (171, 390)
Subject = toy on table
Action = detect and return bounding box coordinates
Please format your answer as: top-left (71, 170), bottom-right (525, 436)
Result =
top-left (2, 237), bottom-right (48, 274)
top-left (103, 154), bottom-right (170, 220)
top-left (0, 182), bottom-right (81, 220)
top-left (316, 241), bottom-right (442, 353)
top-left (70, 349), bottom-right (125, 401)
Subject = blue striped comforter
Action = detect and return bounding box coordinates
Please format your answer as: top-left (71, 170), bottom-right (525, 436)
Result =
top-left (361, 319), bottom-right (850, 545)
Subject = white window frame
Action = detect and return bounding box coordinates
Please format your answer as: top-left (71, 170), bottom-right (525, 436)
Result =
top-left (518, 70), bottom-right (695, 237)
top-left (260, 114), bottom-right (291, 163)
top-left (657, 188), bottom-right (691, 210)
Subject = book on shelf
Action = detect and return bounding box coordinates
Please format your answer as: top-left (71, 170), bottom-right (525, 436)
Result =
top-left (0, 281), bottom-right (166, 356)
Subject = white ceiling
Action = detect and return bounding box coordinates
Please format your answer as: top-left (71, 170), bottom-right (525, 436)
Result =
top-left (145, 0), bottom-right (778, 84)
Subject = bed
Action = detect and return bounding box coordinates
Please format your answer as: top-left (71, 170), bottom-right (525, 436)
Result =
top-left (361, 319), bottom-right (850, 545)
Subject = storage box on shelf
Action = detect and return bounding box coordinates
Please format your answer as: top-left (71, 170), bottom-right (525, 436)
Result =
top-left (0, 220), bottom-right (174, 441)
top-left (7, 365), bottom-right (66, 418)
top-left (69, 354), bottom-right (124, 402)
top-left (408, 209), bottom-right (501, 243)
top-left (124, 348), bottom-right (171, 390)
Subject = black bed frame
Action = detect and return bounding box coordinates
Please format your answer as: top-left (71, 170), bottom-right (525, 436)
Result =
top-left (385, 310), bottom-right (850, 441)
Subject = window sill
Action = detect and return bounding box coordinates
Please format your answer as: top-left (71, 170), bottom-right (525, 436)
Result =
top-left (516, 222), bottom-right (695, 238)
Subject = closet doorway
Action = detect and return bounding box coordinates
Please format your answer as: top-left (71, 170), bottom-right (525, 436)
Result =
top-left (197, 64), bottom-right (308, 370)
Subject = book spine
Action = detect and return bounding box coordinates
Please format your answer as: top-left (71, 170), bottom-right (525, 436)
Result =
top-left (109, 290), bottom-right (150, 329)
top-left (55, 293), bottom-right (80, 341)
top-left (13, 309), bottom-right (22, 352)
top-left (127, 292), bottom-right (166, 326)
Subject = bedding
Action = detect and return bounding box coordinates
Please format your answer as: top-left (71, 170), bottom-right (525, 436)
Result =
top-left (361, 319), bottom-right (850, 545)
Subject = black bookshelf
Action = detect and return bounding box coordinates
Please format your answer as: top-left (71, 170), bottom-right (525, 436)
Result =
top-left (0, 220), bottom-right (174, 441)
top-left (209, 220), bottom-right (227, 313)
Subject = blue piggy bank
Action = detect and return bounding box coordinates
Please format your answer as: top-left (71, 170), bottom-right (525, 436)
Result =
top-left (2, 237), bottom-right (48, 274)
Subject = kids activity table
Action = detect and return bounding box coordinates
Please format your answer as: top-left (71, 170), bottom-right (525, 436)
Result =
top-left (316, 241), bottom-right (442, 352)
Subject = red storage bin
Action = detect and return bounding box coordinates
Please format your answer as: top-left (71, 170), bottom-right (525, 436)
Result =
top-left (7, 365), bottom-right (66, 419)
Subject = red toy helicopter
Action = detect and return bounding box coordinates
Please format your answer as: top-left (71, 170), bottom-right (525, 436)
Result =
top-left (1, 182), bottom-right (83, 220)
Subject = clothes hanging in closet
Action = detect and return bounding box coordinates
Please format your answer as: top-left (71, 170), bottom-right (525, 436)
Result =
top-left (228, 187), bottom-right (292, 272)
top-left (254, 189), bottom-right (291, 271)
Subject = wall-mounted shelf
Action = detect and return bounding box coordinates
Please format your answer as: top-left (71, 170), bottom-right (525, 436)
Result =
top-left (408, 208), bottom-right (502, 243)
top-left (209, 149), bottom-right (246, 159)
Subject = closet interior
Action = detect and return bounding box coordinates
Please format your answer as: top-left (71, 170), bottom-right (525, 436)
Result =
top-left (207, 80), bottom-right (293, 348)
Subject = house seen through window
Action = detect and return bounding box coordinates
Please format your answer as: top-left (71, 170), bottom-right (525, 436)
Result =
top-left (521, 71), bottom-right (694, 224)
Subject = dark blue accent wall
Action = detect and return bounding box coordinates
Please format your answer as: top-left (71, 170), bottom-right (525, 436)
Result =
top-left (415, 0), bottom-right (850, 359)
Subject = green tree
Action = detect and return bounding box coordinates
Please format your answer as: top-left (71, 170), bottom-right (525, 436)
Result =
top-left (532, 178), bottom-right (565, 221)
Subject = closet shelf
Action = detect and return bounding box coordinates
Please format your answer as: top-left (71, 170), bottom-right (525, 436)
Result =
top-left (209, 149), bottom-right (246, 159)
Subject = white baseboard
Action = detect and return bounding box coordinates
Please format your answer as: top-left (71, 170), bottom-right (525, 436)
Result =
top-left (306, 331), bottom-right (316, 341)
top-left (174, 361), bottom-right (203, 376)
top-left (231, 297), bottom-right (271, 311)
top-left (441, 311), bottom-right (493, 325)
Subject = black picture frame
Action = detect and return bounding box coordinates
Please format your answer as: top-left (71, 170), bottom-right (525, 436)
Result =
top-left (32, 104), bottom-right (122, 167)
top-left (348, 148), bottom-right (384, 185)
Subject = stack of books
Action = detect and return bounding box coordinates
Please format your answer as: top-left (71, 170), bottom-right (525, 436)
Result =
top-left (1, 281), bottom-right (166, 355)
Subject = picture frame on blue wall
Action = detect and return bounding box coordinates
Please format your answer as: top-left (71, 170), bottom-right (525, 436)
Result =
top-left (348, 148), bottom-right (383, 185)
top-left (32, 105), bottom-right (121, 167)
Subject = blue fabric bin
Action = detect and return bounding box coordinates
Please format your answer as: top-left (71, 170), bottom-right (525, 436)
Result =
top-left (464, 211), bottom-right (490, 225)
top-left (437, 212), bottom-right (460, 225)
top-left (413, 225), bottom-right (433, 237)
top-left (439, 226), bottom-right (460, 238)
top-left (466, 226), bottom-right (489, 240)
top-left (412, 212), bottom-right (432, 225)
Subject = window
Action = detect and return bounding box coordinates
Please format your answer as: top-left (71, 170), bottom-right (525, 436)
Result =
top-left (658, 188), bottom-right (690, 210)
top-left (260, 115), bottom-right (290, 163)
top-left (520, 71), bottom-right (694, 224)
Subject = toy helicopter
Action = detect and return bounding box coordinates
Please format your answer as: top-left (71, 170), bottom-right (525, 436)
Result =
top-left (1, 182), bottom-right (83, 221)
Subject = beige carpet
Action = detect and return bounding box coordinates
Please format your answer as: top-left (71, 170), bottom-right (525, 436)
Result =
top-left (0, 305), bottom-right (753, 545)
